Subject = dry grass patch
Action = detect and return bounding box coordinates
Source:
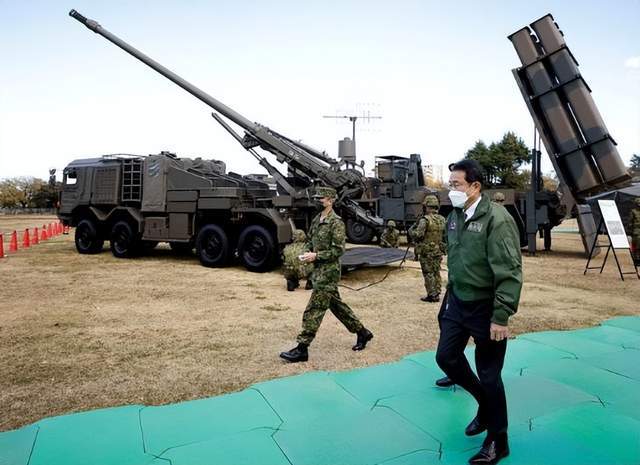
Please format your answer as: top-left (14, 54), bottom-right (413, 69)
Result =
top-left (0, 215), bottom-right (637, 431)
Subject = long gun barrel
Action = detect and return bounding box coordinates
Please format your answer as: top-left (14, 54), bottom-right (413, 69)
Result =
top-left (69, 9), bottom-right (256, 131)
top-left (68, 9), bottom-right (383, 229)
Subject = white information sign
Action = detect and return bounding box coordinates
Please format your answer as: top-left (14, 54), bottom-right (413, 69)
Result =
top-left (598, 200), bottom-right (630, 249)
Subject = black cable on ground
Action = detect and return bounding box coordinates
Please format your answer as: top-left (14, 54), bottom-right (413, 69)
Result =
top-left (338, 244), bottom-right (413, 292)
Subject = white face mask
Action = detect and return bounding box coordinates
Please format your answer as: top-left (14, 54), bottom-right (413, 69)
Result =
top-left (448, 189), bottom-right (468, 208)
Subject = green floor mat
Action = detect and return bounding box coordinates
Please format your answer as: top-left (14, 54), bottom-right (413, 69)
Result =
top-left (440, 428), bottom-right (628, 465)
top-left (531, 403), bottom-right (640, 462)
top-left (27, 405), bottom-right (153, 465)
top-left (520, 331), bottom-right (625, 358)
top-left (500, 338), bottom-right (576, 373)
top-left (0, 424), bottom-right (37, 465)
top-left (377, 449), bottom-right (443, 465)
top-left (603, 316), bottom-right (640, 333)
top-left (158, 429), bottom-right (289, 465)
top-left (580, 348), bottom-right (640, 381)
top-left (2, 316), bottom-right (639, 464)
top-left (273, 407), bottom-right (441, 465)
top-left (140, 389), bottom-right (281, 456)
top-left (251, 371), bottom-right (368, 426)
top-left (440, 402), bottom-right (640, 465)
top-left (504, 375), bottom-right (599, 425)
top-left (378, 386), bottom-right (485, 452)
top-left (330, 359), bottom-right (442, 406)
top-left (523, 357), bottom-right (640, 403)
top-left (570, 325), bottom-right (640, 350)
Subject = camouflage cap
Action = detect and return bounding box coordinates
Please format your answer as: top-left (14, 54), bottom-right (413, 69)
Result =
top-left (313, 186), bottom-right (337, 199)
top-left (423, 195), bottom-right (440, 207)
top-left (635, 197), bottom-right (640, 206)
top-left (493, 192), bottom-right (506, 202)
top-left (387, 220), bottom-right (396, 227)
top-left (293, 229), bottom-right (307, 242)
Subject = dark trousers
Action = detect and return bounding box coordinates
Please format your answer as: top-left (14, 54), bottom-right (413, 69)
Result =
top-left (435, 290), bottom-right (508, 436)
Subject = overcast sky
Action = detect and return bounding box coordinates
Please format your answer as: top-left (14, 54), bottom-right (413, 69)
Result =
top-left (1, 0), bottom-right (638, 181)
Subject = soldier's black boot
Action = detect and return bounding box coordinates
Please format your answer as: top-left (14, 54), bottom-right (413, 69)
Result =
top-left (286, 279), bottom-right (299, 292)
top-left (305, 280), bottom-right (313, 290)
top-left (352, 328), bottom-right (373, 351)
top-left (426, 294), bottom-right (440, 302)
top-left (279, 343), bottom-right (309, 362)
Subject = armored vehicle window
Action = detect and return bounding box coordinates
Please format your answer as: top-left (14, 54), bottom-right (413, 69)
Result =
top-left (64, 170), bottom-right (77, 186)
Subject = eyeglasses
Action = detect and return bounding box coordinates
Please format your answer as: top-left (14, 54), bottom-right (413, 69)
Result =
top-left (448, 181), bottom-right (468, 189)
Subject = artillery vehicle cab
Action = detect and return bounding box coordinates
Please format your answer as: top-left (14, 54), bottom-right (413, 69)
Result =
top-left (58, 152), bottom-right (292, 272)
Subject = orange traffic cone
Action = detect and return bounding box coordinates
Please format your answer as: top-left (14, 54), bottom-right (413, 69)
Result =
top-left (47, 223), bottom-right (53, 237)
top-left (9, 231), bottom-right (18, 252)
top-left (0, 234), bottom-right (4, 258)
top-left (33, 227), bottom-right (39, 245)
top-left (22, 229), bottom-right (30, 248)
top-left (56, 223), bottom-right (62, 235)
top-left (41, 226), bottom-right (48, 241)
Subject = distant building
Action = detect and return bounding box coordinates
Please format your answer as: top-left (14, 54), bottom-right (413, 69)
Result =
top-left (423, 164), bottom-right (444, 184)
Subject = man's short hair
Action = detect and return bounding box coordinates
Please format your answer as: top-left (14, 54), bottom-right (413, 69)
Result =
top-left (449, 159), bottom-right (484, 186)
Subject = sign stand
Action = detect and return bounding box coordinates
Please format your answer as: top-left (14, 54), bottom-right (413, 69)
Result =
top-left (584, 200), bottom-right (639, 281)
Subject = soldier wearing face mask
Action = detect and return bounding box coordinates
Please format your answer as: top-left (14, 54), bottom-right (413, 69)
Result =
top-left (434, 159), bottom-right (522, 465)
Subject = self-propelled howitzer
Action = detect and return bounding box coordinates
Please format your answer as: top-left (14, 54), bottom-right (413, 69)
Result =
top-left (68, 9), bottom-right (383, 232)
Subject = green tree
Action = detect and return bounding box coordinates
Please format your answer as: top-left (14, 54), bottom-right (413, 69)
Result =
top-left (465, 132), bottom-right (531, 188)
top-left (0, 177), bottom-right (56, 208)
top-left (0, 179), bottom-right (24, 208)
top-left (630, 154), bottom-right (640, 170)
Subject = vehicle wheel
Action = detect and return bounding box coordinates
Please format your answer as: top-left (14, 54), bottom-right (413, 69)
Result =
top-left (195, 224), bottom-right (230, 267)
top-left (75, 219), bottom-right (104, 254)
top-left (110, 221), bottom-right (139, 258)
top-left (346, 218), bottom-right (374, 244)
top-left (170, 241), bottom-right (193, 255)
top-left (237, 225), bottom-right (278, 272)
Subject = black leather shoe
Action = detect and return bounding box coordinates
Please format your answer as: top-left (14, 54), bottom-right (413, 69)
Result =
top-left (468, 435), bottom-right (509, 464)
top-left (286, 279), bottom-right (299, 292)
top-left (305, 280), bottom-right (313, 290)
top-left (435, 376), bottom-right (455, 387)
top-left (465, 415), bottom-right (487, 436)
top-left (352, 328), bottom-right (373, 351)
top-left (279, 344), bottom-right (308, 362)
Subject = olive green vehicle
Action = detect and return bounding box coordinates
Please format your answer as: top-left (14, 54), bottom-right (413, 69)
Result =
top-left (58, 152), bottom-right (293, 272)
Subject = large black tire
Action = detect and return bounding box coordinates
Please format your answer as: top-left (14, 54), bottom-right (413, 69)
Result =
top-left (195, 224), bottom-right (230, 267)
top-left (75, 219), bottom-right (104, 254)
top-left (346, 218), bottom-right (375, 244)
top-left (110, 221), bottom-right (139, 258)
top-left (237, 225), bottom-right (278, 272)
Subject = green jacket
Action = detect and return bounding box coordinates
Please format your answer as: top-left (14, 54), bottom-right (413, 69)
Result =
top-left (446, 194), bottom-right (522, 326)
top-left (305, 209), bottom-right (346, 290)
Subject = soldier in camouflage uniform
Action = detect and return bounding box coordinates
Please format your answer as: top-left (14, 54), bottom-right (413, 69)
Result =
top-left (492, 192), bottom-right (505, 205)
top-left (380, 220), bottom-right (400, 248)
top-left (282, 229), bottom-right (313, 291)
top-left (280, 186), bottom-right (373, 363)
top-left (409, 195), bottom-right (446, 302)
top-left (631, 198), bottom-right (640, 265)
